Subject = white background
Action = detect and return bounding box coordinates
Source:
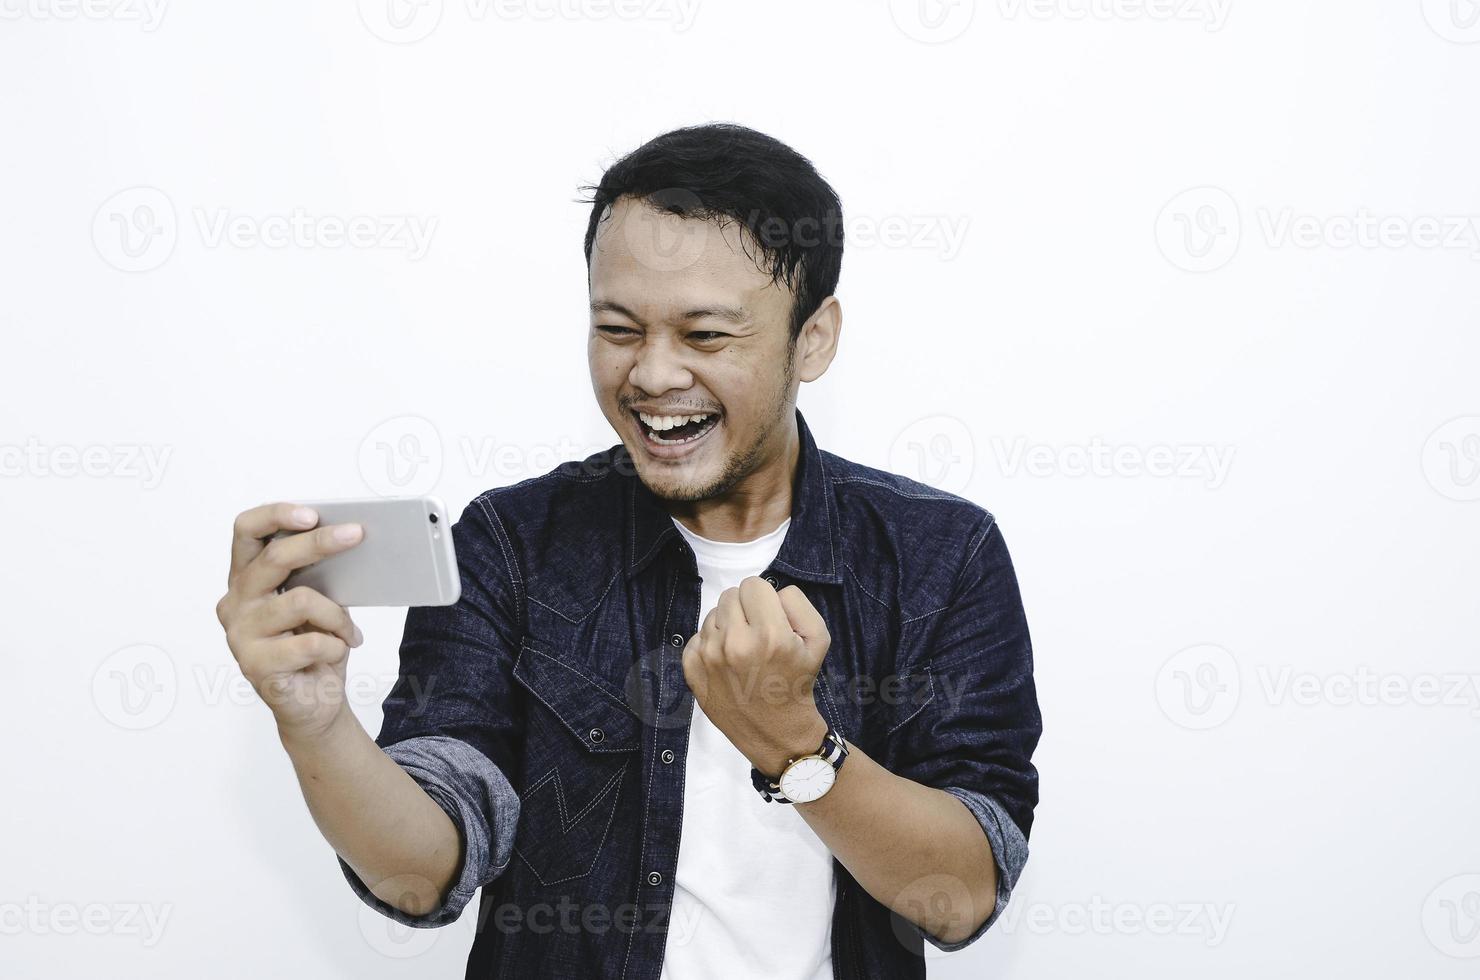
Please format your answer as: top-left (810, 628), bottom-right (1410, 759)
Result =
top-left (3, 1), bottom-right (1478, 977)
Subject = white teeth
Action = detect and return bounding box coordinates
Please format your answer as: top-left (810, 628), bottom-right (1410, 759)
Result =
top-left (638, 411), bottom-right (713, 431)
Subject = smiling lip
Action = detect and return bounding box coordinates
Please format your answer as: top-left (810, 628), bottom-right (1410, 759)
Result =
top-left (630, 409), bottom-right (720, 461)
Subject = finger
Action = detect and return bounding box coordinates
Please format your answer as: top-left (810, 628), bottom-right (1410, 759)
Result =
top-left (235, 522), bottom-right (364, 598)
top-left (251, 586), bottom-right (363, 648)
top-left (265, 630), bottom-right (351, 674)
top-left (716, 586), bottom-right (745, 631)
top-left (737, 576), bottom-right (789, 632)
top-left (681, 632), bottom-right (708, 698)
top-left (777, 585), bottom-right (829, 658)
top-left (230, 502), bottom-right (320, 579)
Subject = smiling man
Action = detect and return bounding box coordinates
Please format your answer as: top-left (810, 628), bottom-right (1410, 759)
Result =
top-left (216, 123), bottom-right (1042, 979)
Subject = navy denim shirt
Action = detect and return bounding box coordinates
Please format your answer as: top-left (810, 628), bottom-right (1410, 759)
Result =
top-left (340, 407), bottom-right (1042, 979)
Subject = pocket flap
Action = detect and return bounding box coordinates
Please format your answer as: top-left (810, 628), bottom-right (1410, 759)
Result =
top-left (513, 643), bottom-right (643, 753)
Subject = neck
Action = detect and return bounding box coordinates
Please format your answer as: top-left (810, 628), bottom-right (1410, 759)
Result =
top-left (668, 417), bottom-right (798, 543)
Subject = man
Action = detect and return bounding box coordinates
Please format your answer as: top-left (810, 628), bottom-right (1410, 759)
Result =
top-left (215, 122), bottom-right (1042, 979)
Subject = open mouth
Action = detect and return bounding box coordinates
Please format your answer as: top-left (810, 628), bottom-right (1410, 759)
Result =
top-left (631, 409), bottom-right (721, 453)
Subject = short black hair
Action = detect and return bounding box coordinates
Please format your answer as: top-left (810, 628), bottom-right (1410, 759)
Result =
top-left (581, 123), bottom-right (844, 346)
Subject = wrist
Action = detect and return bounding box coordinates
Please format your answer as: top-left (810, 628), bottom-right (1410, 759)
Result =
top-left (277, 704), bottom-right (358, 756)
top-left (751, 712), bottom-right (829, 778)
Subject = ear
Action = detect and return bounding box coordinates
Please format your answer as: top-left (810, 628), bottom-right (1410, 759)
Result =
top-left (796, 296), bottom-right (842, 384)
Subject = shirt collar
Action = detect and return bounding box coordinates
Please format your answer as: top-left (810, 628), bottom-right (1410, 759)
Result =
top-left (623, 406), bottom-right (842, 585)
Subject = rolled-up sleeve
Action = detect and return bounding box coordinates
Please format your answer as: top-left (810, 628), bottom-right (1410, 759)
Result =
top-left (884, 515), bottom-right (1042, 950)
top-left (337, 494), bottom-right (527, 927)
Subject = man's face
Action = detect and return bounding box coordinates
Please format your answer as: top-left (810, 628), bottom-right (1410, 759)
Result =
top-left (588, 196), bottom-right (799, 503)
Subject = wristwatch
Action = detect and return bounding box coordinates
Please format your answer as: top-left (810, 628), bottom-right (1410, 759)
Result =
top-left (750, 727), bottom-right (849, 804)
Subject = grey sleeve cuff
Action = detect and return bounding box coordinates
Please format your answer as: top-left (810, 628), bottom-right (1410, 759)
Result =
top-left (916, 786), bottom-right (1029, 951)
top-left (337, 735), bottom-right (521, 928)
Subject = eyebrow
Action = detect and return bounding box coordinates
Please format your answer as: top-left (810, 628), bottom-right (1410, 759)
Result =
top-left (590, 300), bottom-right (752, 327)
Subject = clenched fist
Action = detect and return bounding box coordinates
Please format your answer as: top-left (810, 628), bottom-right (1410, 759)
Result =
top-left (681, 576), bottom-right (831, 777)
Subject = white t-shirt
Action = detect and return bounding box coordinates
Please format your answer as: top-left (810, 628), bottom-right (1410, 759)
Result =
top-left (658, 515), bottom-right (836, 980)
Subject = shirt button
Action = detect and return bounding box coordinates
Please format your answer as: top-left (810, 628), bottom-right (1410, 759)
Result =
top-left (589, 728), bottom-right (604, 744)
top-left (670, 634), bottom-right (683, 647)
top-left (661, 749), bottom-right (675, 764)
top-left (647, 871), bottom-right (662, 886)
top-left (763, 574), bottom-right (778, 588)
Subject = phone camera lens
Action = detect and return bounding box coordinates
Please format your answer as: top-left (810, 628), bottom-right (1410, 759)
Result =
top-left (429, 513), bottom-right (440, 524)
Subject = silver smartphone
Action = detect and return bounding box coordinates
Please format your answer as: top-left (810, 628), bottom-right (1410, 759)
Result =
top-left (274, 495), bottom-right (461, 608)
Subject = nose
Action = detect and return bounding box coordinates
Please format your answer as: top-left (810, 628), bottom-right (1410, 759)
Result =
top-left (628, 336), bottom-right (693, 397)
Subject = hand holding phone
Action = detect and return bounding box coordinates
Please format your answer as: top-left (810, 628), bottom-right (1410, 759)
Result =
top-left (215, 496), bottom-right (459, 743)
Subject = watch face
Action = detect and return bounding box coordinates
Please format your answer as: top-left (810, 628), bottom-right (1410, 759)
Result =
top-left (779, 756), bottom-right (835, 803)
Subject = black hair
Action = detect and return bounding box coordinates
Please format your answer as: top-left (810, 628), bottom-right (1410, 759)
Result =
top-left (580, 122), bottom-right (844, 347)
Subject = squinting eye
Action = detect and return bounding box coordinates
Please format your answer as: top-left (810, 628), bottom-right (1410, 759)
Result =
top-left (597, 325), bottom-right (636, 336)
top-left (691, 332), bottom-right (727, 342)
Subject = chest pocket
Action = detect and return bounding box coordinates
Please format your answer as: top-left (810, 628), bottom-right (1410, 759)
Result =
top-left (511, 642), bottom-right (642, 886)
